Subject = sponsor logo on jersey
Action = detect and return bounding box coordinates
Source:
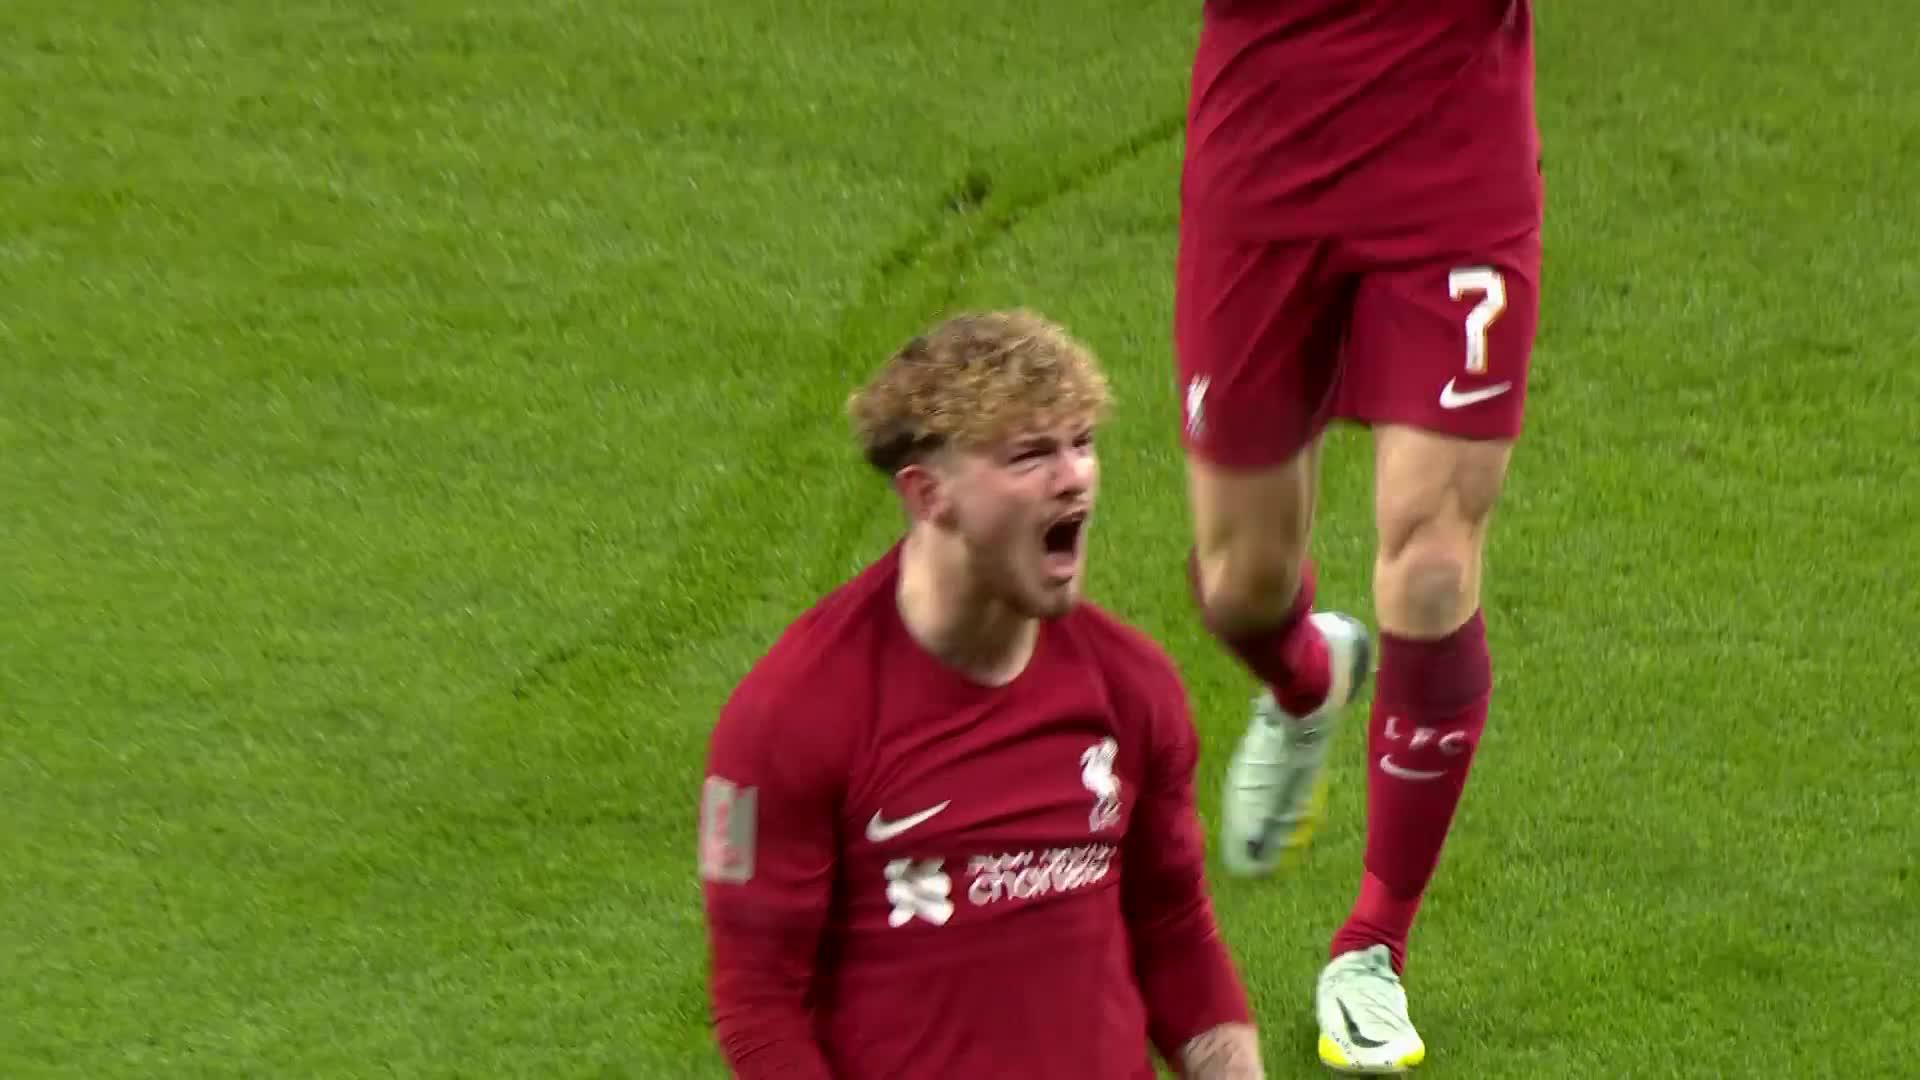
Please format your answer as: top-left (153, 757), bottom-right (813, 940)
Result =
top-left (965, 843), bottom-right (1117, 906)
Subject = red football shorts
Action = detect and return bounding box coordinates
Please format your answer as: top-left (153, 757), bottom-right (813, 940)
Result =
top-left (1174, 223), bottom-right (1541, 469)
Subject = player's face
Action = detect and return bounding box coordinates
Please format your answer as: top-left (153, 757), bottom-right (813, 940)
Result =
top-left (947, 420), bottom-right (1098, 619)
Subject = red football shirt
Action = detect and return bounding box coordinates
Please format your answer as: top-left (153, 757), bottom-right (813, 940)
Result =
top-left (1183, 0), bottom-right (1542, 244)
top-left (700, 543), bottom-right (1250, 1079)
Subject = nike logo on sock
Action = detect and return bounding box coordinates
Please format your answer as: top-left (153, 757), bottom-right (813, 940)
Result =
top-left (1378, 755), bottom-right (1447, 782)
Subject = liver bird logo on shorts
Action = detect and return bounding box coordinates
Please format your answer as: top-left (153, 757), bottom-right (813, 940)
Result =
top-left (1080, 738), bottom-right (1122, 832)
top-left (1184, 376), bottom-right (1210, 438)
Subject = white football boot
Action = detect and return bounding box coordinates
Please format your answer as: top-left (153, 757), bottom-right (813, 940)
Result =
top-left (1315, 944), bottom-right (1426, 1074)
top-left (1219, 611), bottom-right (1371, 877)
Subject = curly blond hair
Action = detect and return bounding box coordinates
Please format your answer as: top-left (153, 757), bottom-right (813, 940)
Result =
top-left (847, 310), bottom-right (1113, 473)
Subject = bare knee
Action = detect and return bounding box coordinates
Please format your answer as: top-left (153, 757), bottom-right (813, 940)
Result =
top-left (1199, 545), bottom-right (1307, 630)
top-left (1381, 534), bottom-right (1474, 634)
top-left (1372, 427), bottom-right (1512, 638)
top-left (1187, 452), bottom-right (1316, 632)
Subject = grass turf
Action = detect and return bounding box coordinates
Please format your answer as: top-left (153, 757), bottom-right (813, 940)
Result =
top-left (3, 2), bottom-right (1915, 1075)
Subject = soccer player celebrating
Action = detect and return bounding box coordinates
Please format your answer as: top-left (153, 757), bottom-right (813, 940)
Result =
top-left (699, 310), bottom-right (1264, 1079)
top-left (1173, 1), bottom-right (1544, 1073)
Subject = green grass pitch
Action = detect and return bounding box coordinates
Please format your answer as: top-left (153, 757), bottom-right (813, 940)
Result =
top-left (3, 2), bottom-right (1916, 1076)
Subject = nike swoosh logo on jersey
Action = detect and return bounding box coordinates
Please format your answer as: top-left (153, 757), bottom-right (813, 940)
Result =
top-left (1438, 378), bottom-right (1513, 409)
top-left (866, 801), bottom-right (951, 842)
top-left (1378, 756), bottom-right (1446, 782)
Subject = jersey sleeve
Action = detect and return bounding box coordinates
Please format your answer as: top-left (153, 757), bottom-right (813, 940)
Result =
top-left (1118, 652), bottom-right (1255, 1062)
top-left (699, 678), bottom-right (842, 1080)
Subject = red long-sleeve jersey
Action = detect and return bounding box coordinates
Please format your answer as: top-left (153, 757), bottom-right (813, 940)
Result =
top-left (1184, 0), bottom-right (1540, 245)
top-left (698, 543), bottom-right (1251, 1078)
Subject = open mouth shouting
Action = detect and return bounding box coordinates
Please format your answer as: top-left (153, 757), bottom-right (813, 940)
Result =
top-left (1040, 509), bottom-right (1090, 582)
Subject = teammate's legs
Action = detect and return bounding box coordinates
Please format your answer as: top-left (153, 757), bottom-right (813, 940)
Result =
top-left (1329, 230), bottom-right (1537, 971)
top-left (1175, 226), bottom-right (1373, 877)
top-left (1329, 425), bottom-right (1510, 967)
top-left (1184, 442), bottom-right (1324, 710)
top-left (1310, 230), bottom-right (1537, 1076)
top-left (1176, 227), bottom-right (1338, 697)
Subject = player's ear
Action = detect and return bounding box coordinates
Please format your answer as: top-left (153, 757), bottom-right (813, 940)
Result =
top-left (894, 459), bottom-right (958, 527)
top-left (890, 457), bottom-right (936, 518)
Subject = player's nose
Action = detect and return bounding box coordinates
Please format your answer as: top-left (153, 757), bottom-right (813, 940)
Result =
top-left (1050, 453), bottom-right (1093, 498)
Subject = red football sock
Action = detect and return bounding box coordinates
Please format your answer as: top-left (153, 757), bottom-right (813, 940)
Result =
top-left (1330, 609), bottom-right (1492, 973)
top-left (1187, 551), bottom-right (1331, 717)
